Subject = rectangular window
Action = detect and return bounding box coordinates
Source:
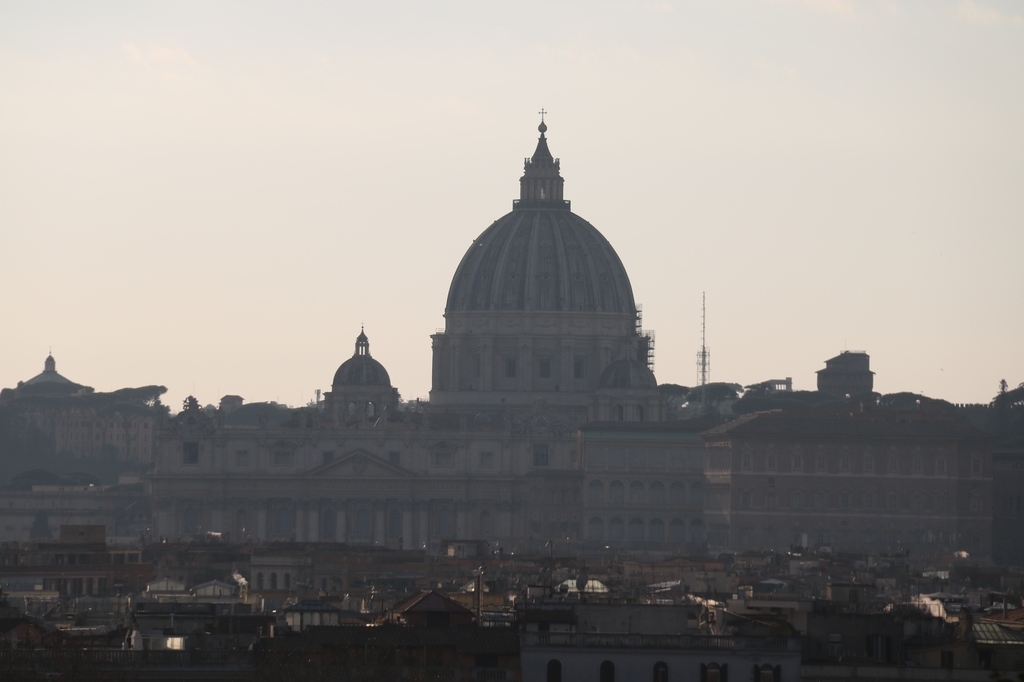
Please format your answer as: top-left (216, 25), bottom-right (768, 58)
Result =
top-left (936, 457), bottom-right (947, 475)
top-left (322, 451), bottom-right (334, 465)
top-left (273, 451), bottom-right (294, 466)
top-left (741, 491), bottom-right (752, 508)
top-left (389, 451), bottom-right (401, 466)
top-left (574, 359), bottom-right (584, 379)
top-left (887, 492), bottom-right (899, 510)
top-left (533, 444), bottom-right (549, 467)
top-left (538, 359), bottom-right (551, 379)
top-left (840, 493), bottom-right (850, 509)
top-left (888, 456), bottom-right (899, 473)
top-left (235, 450), bottom-right (249, 467)
top-left (864, 493), bottom-right (875, 509)
top-left (742, 452), bottom-right (752, 470)
top-left (815, 491), bottom-right (828, 509)
top-left (766, 493), bottom-right (777, 508)
top-left (816, 454), bottom-right (827, 471)
top-left (793, 454), bottom-right (803, 471)
top-left (505, 358), bottom-right (517, 378)
top-left (840, 455), bottom-right (850, 472)
top-left (433, 452), bottom-right (454, 468)
top-left (479, 452), bottom-right (494, 469)
top-left (971, 458), bottom-right (981, 475)
top-left (182, 442), bottom-right (199, 466)
top-left (766, 453), bottom-right (776, 470)
top-left (474, 356), bottom-right (481, 378)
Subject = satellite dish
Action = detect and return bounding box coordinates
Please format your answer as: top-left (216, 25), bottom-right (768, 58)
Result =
top-left (576, 572), bottom-right (589, 592)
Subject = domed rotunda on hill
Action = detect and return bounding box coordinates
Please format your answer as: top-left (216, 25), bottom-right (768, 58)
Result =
top-left (431, 120), bottom-right (658, 421)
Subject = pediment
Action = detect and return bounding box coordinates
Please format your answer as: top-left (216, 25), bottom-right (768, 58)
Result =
top-left (308, 449), bottom-right (411, 478)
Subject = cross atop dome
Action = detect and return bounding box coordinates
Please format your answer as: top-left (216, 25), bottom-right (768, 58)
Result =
top-left (516, 113), bottom-right (568, 210)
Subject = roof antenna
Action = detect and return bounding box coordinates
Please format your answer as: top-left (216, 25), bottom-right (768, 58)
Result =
top-left (696, 292), bottom-right (710, 414)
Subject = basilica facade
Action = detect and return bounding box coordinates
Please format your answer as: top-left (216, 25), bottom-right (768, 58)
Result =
top-left (149, 121), bottom-right (672, 553)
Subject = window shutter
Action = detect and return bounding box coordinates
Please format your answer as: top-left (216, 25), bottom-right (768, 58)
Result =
top-left (752, 664), bottom-right (761, 682)
top-left (701, 664), bottom-right (708, 682)
top-left (774, 664), bottom-right (782, 682)
top-left (722, 663), bottom-right (729, 682)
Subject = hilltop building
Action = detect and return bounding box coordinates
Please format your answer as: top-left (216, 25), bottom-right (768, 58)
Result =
top-left (816, 351), bottom-right (874, 398)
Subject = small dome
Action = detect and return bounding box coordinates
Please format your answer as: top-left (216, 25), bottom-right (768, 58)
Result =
top-left (598, 358), bottom-right (657, 390)
top-left (332, 331), bottom-right (391, 389)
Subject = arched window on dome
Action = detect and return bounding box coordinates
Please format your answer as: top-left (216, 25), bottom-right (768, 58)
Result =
top-left (366, 401), bottom-right (376, 418)
top-left (635, 406), bottom-right (644, 422)
top-left (614, 405), bottom-right (624, 421)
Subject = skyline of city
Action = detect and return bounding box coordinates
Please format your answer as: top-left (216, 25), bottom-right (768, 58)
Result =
top-left (2, 1), bottom-right (1021, 409)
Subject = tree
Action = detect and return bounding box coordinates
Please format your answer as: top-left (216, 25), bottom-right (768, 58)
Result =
top-left (686, 383), bottom-right (739, 410)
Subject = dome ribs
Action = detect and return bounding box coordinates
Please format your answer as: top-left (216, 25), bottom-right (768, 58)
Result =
top-left (445, 209), bottom-right (635, 315)
top-left (550, 217), bottom-right (572, 311)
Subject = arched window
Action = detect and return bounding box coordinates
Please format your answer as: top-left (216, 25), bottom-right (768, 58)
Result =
top-left (690, 481), bottom-right (704, 508)
top-left (629, 481), bottom-right (645, 504)
top-left (670, 482), bottom-right (686, 505)
top-left (629, 518), bottom-right (645, 542)
top-left (609, 481), bottom-right (624, 504)
top-left (653, 661), bottom-right (668, 682)
top-left (690, 519), bottom-right (705, 544)
top-left (588, 517), bottom-right (604, 541)
top-left (276, 507), bottom-right (292, 538)
top-left (608, 518), bottom-right (624, 542)
top-left (649, 518), bottom-right (665, 543)
top-left (256, 573), bottom-right (264, 590)
top-left (669, 518), bottom-right (686, 543)
top-left (284, 572), bottom-right (291, 589)
top-left (600, 660), bottom-right (615, 682)
top-left (356, 508), bottom-right (371, 538)
top-left (546, 659), bottom-right (562, 682)
top-left (649, 481), bottom-right (665, 504)
top-left (321, 508), bottom-right (336, 540)
top-left (635, 405), bottom-right (644, 422)
top-left (270, 572), bottom-right (278, 590)
top-left (613, 405), bottom-right (624, 421)
top-left (183, 507), bottom-right (199, 535)
top-left (480, 510), bottom-right (494, 536)
top-left (589, 480), bottom-right (605, 504)
top-left (438, 509), bottom-right (454, 538)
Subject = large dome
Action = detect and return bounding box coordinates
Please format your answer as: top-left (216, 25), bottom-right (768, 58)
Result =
top-left (332, 331), bottom-right (391, 389)
top-left (445, 122), bottom-right (635, 315)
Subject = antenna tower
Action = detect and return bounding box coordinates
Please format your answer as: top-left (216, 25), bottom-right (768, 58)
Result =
top-left (696, 292), bottom-right (710, 413)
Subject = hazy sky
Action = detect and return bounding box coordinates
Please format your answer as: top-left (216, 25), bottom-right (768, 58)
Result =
top-left (2, 0), bottom-right (1022, 411)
